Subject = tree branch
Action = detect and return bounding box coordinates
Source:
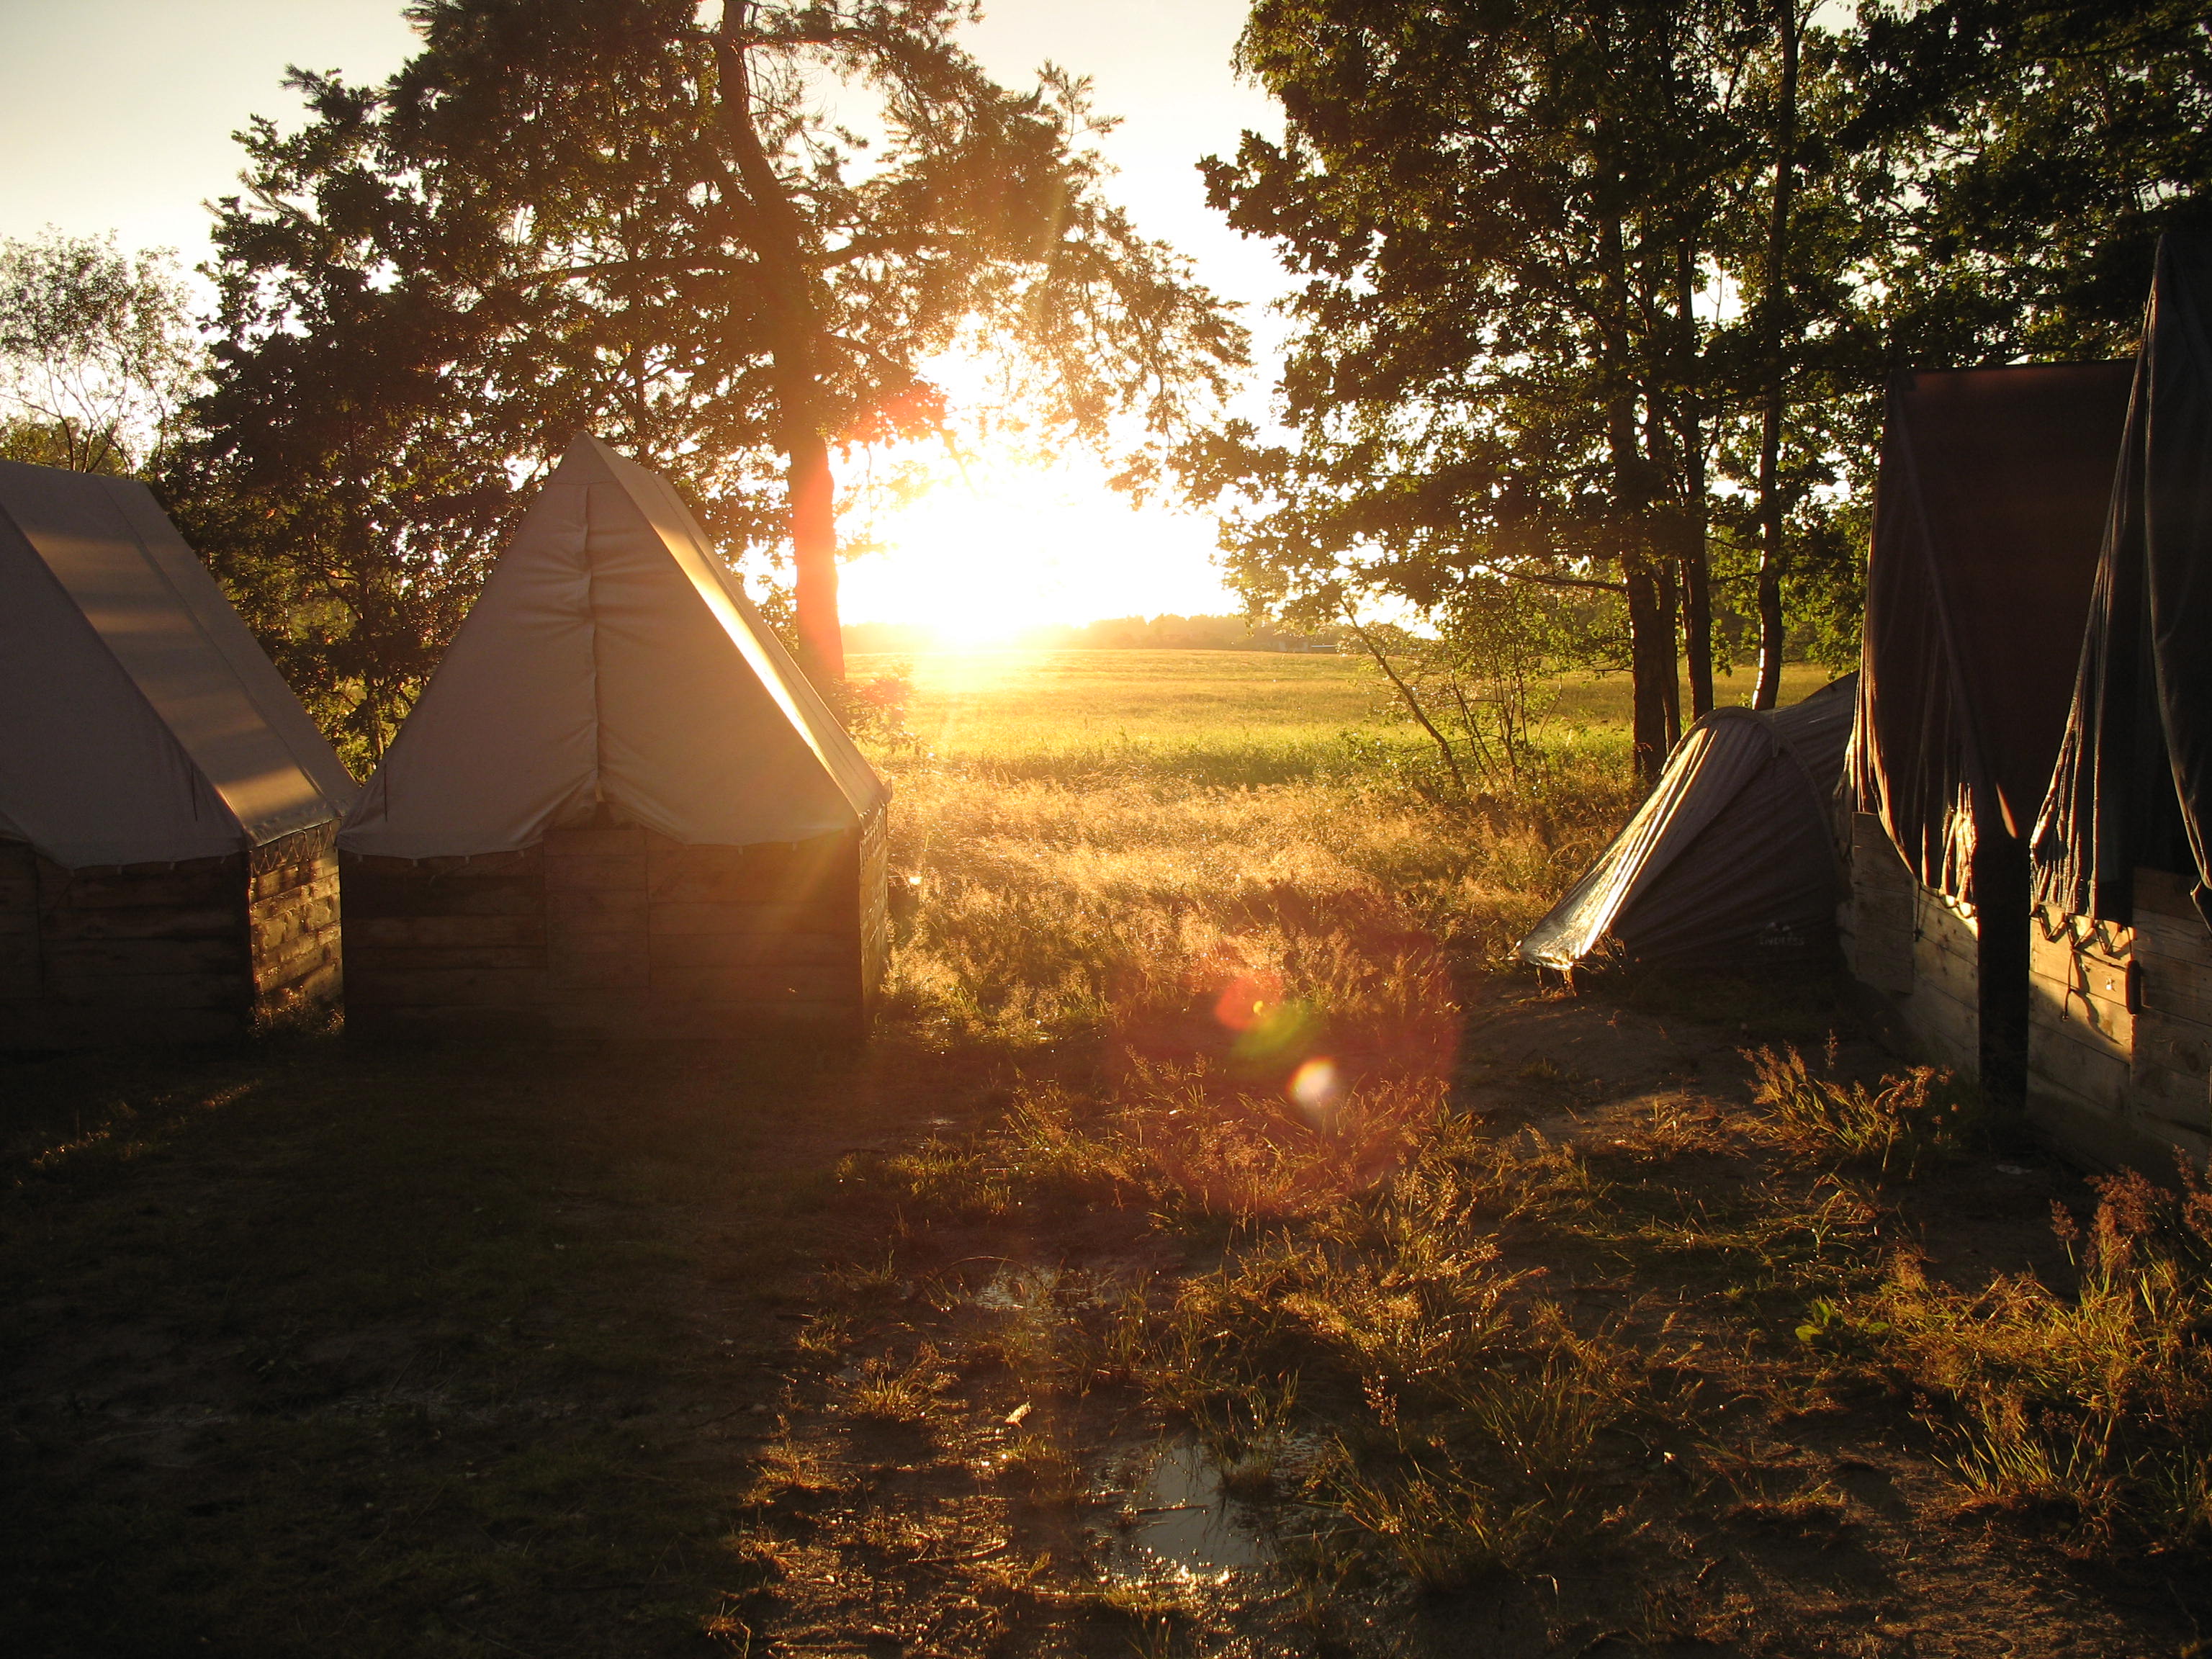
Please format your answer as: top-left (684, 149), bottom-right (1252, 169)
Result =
top-left (1339, 598), bottom-right (1465, 794)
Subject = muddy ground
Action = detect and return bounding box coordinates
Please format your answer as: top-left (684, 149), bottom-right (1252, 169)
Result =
top-left (2, 975), bottom-right (2206, 1658)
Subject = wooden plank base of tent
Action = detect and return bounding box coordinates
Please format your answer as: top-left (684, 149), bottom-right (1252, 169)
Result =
top-left (1843, 822), bottom-right (1982, 1082)
top-left (2028, 868), bottom-right (2212, 1169)
top-left (0, 824), bottom-right (342, 1050)
top-left (340, 814), bottom-right (889, 1040)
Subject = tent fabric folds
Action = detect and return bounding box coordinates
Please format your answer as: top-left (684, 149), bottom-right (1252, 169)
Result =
top-left (0, 460), bottom-right (356, 868)
top-left (341, 433), bottom-right (887, 859)
top-left (1848, 362), bottom-right (2135, 908)
top-left (2035, 235), bottom-right (2212, 927)
top-left (1517, 675), bottom-right (1857, 973)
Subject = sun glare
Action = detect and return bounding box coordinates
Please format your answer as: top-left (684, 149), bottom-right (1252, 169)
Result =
top-left (837, 447), bottom-right (1235, 647)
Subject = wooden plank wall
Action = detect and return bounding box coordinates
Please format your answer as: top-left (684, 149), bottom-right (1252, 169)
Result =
top-left (1905, 885), bottom-right (1981, 1079)
top-left (1844, 812), bottom-right (1980, 1079)
top-left (2, 846), bottom-right (249, 1046)
top-left (0, 826), bottom-right (343, 1049)
top-left (344, 817), bottom-right (884, 1039)
top-left (2029, 867), bottom-right (2212, 1166)
top-left (1845, 814), bottom-right (1914, 995)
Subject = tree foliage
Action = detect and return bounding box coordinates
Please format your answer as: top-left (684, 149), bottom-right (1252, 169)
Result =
top-left (0, 231), bottom-right (200, 476)
top-left (180, 0), bottom-right (1245, 764)
top-left (1186, 0), bottom-right (2212, 786)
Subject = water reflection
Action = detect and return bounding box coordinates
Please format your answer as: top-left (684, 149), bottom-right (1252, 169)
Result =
top-left (1098, 1437), bottom-right (1272, 1581)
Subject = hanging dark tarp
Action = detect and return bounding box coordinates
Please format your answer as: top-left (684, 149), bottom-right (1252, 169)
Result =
top-left (1851, 361), bottom-right (2136, 907)
top-left (1518, 675), bottom-right (1857, 974)
top-left (2035, 235), bottom-right (2212, 927)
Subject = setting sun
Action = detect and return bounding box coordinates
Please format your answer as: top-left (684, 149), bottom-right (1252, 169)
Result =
top-left (837, 451), bottom-right (1237, 645)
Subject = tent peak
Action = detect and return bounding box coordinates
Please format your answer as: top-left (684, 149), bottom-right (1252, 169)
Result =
top-left (550, 431), bottom-right (626, 485)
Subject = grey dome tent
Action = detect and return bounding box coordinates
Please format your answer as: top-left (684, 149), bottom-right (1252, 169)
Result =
top-left (0, 459), bottom-right (356, 1047)
top-left (340, 433), bottom-right (891, 1039)
top-left (1518, 674), bottom-right (1857, 976)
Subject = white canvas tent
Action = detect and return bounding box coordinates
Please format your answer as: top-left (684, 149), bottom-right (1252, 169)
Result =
top-left (341, 434), bottom-right (891, 1038)
top-left (0, 460), bottom-right (355, 1046)
top-left (0, 460), bottom-right (355, 867)
top-left (342, 433), bottom-right (884, 858)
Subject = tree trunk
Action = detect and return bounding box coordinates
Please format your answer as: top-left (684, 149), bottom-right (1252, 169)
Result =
top-left (716, 2), bottom-right (845, 688)
top-left (787, 430), bottom-right (843, 683)
top-left (1595, 202), bottom-right (1671, 784)
top-left (1676, 242), bottom-right (1713, 720)
top-left (1753, 0), bottom-right (1799, 711)
top-left (1626, 554), bottom-right (1675, 785)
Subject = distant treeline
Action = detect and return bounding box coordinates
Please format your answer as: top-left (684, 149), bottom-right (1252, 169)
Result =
top-left (842, 616), bottom-right (1341, 655)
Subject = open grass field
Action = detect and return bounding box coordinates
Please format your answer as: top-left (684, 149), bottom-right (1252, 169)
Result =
top-left (850, 649), bottom-right (1840, 779)
top-left (4, 651), bottom-right (2207, 1658)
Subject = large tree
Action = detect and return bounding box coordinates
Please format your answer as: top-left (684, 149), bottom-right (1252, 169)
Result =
top-left (184, 0), bottom-right (1244, 760)
top-left (1850, 0), bottom-right (2212, 361)
top-left (1189, 0), bottom-right (2212, 783)
top-left (1180, 0), bottom-right (1783, 781)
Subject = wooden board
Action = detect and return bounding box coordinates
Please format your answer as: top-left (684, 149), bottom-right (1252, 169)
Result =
top-left (2029, 969), bottom-right (2131, 1057)
top-left (648, 965), bottom-right (854, 1002)
top-left (543, 853), bottom-right (649, 891)
top-left (351, 915), bottom-right (547, 949)
top-left (547, 940), bottom-right (652, 990)
top-left (649, 930), bottom-right (853, 968)
top-left (38, 860), bottom-right (240, 909)
top-left (2024, 878), bottom-right (2212, 1167)
top-left (346, 821), bottom-right (876, 1038)
top-left (1848, 814), bottom-right (1915, 994)
top-left (37, 970), bottom-right (249, 1011)
top-left (1898, 977), bottom-right (1978, 1077)
top-left (341, 850), bottom-right (544, 918)
top-left (2028, 1015), bottom-right (2133, 1114)
top-left (647, 833), bottom-right (851, 906)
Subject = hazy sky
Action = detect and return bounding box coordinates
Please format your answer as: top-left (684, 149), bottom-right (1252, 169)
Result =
top-left (0, 1), bottom-right (1290, 629)
top-left (0, 1), bottom-right (1284, 310)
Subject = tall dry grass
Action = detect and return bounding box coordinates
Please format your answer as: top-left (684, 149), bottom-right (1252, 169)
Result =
top-left (866, 742), bottom-right (1655, 1591)
top-left (883, 757), bottom-right (1637, 1046)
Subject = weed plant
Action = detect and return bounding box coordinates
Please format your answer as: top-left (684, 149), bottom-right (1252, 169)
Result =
top-left (1746, 1043), bottom-right (1989, 1178)
top-left (1871, 1159), bottom-right (2212, 1551)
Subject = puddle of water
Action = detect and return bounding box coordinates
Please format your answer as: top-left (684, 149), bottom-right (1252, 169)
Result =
top-left (1100, 1438), bottom-right (1272, 1581)
top-left (972, 1267), bottom-right (1059, 1313)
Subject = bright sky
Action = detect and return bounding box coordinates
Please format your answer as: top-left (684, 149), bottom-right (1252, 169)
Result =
top-left (0, 0), bottom-right (1289, 638)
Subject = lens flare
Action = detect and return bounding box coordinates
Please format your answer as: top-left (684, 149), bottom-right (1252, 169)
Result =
top-left (1213, 971), bottom-right (1282, 1033)
top-left (1289, 1057), bottom-right (1341, 1128)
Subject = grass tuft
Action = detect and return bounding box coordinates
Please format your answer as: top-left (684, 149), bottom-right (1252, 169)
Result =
top-left (1867, 1158), bottom-right (2212, 1549)
top-left (1746, 1043), bottom-right (1989, 1178)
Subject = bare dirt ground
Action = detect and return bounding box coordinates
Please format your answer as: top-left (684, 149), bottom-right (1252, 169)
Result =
top-left (4, 970), bottom-right (2206, 1658)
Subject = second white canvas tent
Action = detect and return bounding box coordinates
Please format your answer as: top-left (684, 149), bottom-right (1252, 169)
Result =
top-left (341, 433), bottom-right (891, 1037)
top-left (0, 459), bottom-right (356, 867)
top-left (343, 433), bottom-right (884, 857)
